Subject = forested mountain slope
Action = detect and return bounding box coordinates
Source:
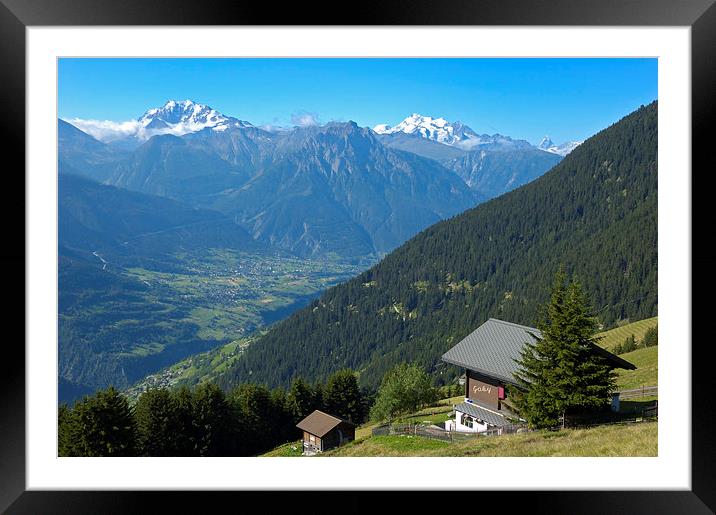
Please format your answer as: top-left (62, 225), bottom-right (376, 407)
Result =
top-left (57, 174), bottom-right (361, 402)
top-left (220, 101), bottom-right (658, 390)
top-left (59, 173), bottom-right (259, 263)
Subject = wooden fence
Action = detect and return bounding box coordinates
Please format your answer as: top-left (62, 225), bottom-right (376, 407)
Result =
top-left (375, 422), bottom-right (453, 442)
top-left (372, 410), bottom-right (657, 440)
top-left (617, 385), bottom-right (658, 399)
top-left (372, 422), bottom-right (525, 442)
top-left (563, 405), bottom-right (657, 428)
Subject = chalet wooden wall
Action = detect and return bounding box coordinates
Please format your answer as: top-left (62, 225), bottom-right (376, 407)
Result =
top-left (466, 370), bottom-right (501, 409)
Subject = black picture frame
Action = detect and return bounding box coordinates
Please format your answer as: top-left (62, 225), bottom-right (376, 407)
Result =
top-left (1, 0), bottom-right (713, 513)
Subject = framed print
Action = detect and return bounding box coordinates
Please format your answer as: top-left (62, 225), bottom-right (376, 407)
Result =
top-left (2, 0), bottom-right (715, 513)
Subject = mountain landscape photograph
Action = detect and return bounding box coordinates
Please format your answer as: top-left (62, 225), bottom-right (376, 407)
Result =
top-left (57, 58), bottom-right (658, 458)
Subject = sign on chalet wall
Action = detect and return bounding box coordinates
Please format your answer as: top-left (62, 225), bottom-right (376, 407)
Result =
top-left (467, 370), bottom-right (502, 408)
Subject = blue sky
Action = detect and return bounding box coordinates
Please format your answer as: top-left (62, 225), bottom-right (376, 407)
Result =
top-left (58, 58), bottom-right (657, 144)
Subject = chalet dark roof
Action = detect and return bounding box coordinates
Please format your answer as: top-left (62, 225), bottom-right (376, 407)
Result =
top-left (442, 318), bottom-right (541, 384)
top-left (441, 318), bottom-right (636, 384)
top-left (296, 410), bottom-right (355, 438)
top-left (454, 402), bottom-right (509, 427)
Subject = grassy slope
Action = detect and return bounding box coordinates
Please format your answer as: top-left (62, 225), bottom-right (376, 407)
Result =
top-left (327, 422), bottom-right (657, 457)
top-left (615, 346), bottom-right (658, 390)
top-left (596, 316), bottom-right (658, 351)
top-left (593, 316), bottom-right (658, 390)
top-left (262, 441), bottom-right (304, 457)
top-left (265, 422), bottom-right (657, 457)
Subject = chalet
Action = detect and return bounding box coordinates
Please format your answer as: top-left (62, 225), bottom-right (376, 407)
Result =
top-left (441, 318), bottom-right (636, 433)
top-left (296, 410), bottom-right (356, 455)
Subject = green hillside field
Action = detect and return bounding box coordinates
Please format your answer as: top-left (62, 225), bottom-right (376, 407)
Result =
top-left (263, 421), bottom-right (657, 457)
top-left (615, 346), bottom-right (658, 390)
top-left (596, 316), bottom-right (658, 351)
top-left (329, 422), bottom-right (657, 457)
top-left (597, 316), bottom-right (658, 390)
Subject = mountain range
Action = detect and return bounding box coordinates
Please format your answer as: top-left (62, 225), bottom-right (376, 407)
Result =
top-left (372, 114), bottom-right (565, 198)
top-left (373, 113), bottom-right (581, 155)
top-left (58, 99), bottom-right (601, 402)
top-left (67, 99), bottom-right (255, 151)
top-left (60, 100), bottom-right (568, 259)
top-left (374, 113), bottom-right (534, 151)
top-left (537, 135), bottom-right (583, 156)
top-left (216, 101), bottom-right (658, 390)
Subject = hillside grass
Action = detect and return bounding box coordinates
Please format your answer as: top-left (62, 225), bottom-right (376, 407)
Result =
top-left (596, 316), bottom-right (658, 351)
top-left (262, 441), bottom-right (304, 457)
top-left (592, 317), bottom-right (658, 391)
top-left (323, 421), bottom-right (657, 457)
top-left (353, 395), bottom-right (463, 439)
top-left (262, 419), bottom-right (658, 457)
top-left (615, 345), bottom-right (658, 390)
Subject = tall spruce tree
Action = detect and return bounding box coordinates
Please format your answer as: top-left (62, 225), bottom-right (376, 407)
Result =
top-left (58, 403), bottom-right (80, 456)
top-left (513, 268), bottom-right (617, 428)
top-left (227, 383), bottom-right (274, 455)
top-left (323, 369), bottom-right (366, 424)
top-left (287, 377), bottom-right (320, 422)
top-left (269, 388), bottom-right (296, 444)
top-left (172, 386), bottom-right (198, 456)
top-left (70, 387), bottom-right (137, 456)
top-left (134, 388), bottom-right (178, 456)
top-left (192, 383), bottom-right (231, 456)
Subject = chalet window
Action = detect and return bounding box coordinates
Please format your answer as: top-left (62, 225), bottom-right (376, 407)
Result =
top-left (461, 413), bottom-right (474, 428)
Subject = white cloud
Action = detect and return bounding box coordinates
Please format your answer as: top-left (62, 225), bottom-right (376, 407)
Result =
top-left (64, 117), bottom-right (230, 143)
top-left (259, 124), bottom-right (292, 133)
top-left (65, 111), bottom-right (326, 142)
top-left (64, 118), bottom-right (143, 142)
top-left (290, 111), bottom-right (321, 127)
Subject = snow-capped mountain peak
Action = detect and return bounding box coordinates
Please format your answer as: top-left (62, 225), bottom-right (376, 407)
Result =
top-left (67, 100), bottom-right (255, 147)
top-left (538, 136), bottom-right (555, 149)
top-left (373, 113), bottom-right (536, 152)
top-left (138, 99), bottom-right (253, 133)
top-left (373, 113), bottom-right (476, 146)
top-left (537, 135), bottom-right (583, 156)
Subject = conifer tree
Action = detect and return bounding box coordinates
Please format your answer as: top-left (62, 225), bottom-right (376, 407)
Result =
top-left (621, 334), bottom-right (637, 353)
top-left (313, 382), bottom-right (325, 411)
top-left (71, 387), bottom-right (137, 456)
top-left (192, 383), bottom-right (230, 456)
top-left (513, 268), bottom-right (617, 428)
top-left (287, 377), bottom-right (319, 422)
top-left (58, 403), bottom-right (81, 456)
top-left (171, 386), bottom-right (198, 456)
top-left (642, 325), bottom-right (658, 347)
top-left (323, 369), bottom-right (366, 423)
top-left (134, 388), bottom-right (177, 456)
top-left (227, 383), bottom-right (274, 455)
top-left (269, 387), bottom-right (295, 443)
